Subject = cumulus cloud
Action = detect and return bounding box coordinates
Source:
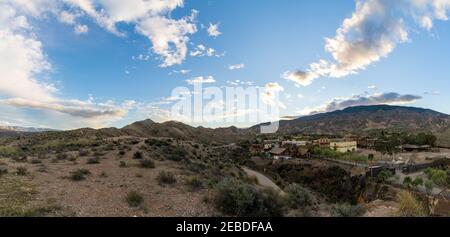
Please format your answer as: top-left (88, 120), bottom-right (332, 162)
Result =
top-left (10, 0), bottom-right (198, 67)
top-left (229, 64), bottom-right (245, 70)
top-left (285, 0), bottom-right (450, 86)
top-left (207, 23), bottom-right (222, 37)
top-left (186, 76), bottom-right (216, 85)
top-left (296, 92), bottom-right (422, 116)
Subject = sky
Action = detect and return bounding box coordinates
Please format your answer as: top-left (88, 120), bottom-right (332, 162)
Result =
top-left (0, 0), bottom-right (450, 130)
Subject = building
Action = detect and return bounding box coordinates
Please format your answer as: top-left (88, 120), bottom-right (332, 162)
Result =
top-left (263, 139), bottom-right (279, 150)
top-left (313, 138), bottom-right (330, 148)
top-left (268, 147), bottom-right (290, 160)
top-left (330, 140), bottom-right (357, 153)
top-left (281, 140), bottom-right (308, 147)
top-left (397, 144), bottom-right (431, 152)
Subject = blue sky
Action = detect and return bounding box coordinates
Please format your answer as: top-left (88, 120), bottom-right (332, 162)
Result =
top-left (0, 0), bottom-right (449, 129)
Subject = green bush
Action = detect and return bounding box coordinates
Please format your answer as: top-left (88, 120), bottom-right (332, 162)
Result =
top-left (286, 184), bottom-right (312, 209)
top-left (139, 159), bottom-right (155, 169)
top-left (157, 171), bottom-right (177, 185)
top-left (331, 203), bottom-right (366, 217)
top-left (126, 191), bottom-right (144, 207)
top-left (425, 168), bottom-right (447, 187)
top-left (214, 178), bottom-right (285, 217)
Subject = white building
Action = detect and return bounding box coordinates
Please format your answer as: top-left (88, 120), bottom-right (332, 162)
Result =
top-left (330, 141), bottom-right (357, 153)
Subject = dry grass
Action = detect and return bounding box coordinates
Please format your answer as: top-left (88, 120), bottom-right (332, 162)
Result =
top-left (395, 191), bottom-right (427, 217)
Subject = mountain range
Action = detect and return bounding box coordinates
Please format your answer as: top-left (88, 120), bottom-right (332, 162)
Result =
top-left (2, 105), bottom-right (450, 147)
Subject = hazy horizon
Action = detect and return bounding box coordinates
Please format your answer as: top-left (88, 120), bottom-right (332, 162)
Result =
top-left (1, 0), bottom-right (450, 130)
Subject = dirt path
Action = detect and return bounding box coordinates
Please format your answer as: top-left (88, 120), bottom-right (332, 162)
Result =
top-left (242, 167), bottom-right (285, 195)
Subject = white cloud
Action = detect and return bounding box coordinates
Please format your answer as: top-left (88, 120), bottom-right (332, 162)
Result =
top-left (74, 24), bottom-right (89, 34)
top-left (136, 12), bottom-right (197, 67)
top-left (286, 0), bottom-right (450, 86)
top-left (262, 82), bottom-right (286, 109)
top-left (63, 0), bottom-right (198, 67)
top-left (186, 76), bottom-right (216, 85)
top-left (207, 23), bottom-right (222, 37)
top-left (229, 64), bottom-right (245, 70)
top-left (190, 44), bottom-right (224, 58)
top-left (368, 85), bottom-right (377, 89)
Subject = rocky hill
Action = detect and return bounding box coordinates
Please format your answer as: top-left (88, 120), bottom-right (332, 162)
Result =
top-left (253, 105), bottom-right (450, 147)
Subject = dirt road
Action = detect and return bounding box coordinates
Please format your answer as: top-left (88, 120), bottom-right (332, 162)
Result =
top-left (242, 167), bottom-right (285, 195)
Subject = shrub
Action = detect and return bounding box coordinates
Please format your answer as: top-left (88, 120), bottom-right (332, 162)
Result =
top-left (403, 176), bottom-right (413, 188)
top-left (286, 184), bottom-right (312, 209)
top-left (214, 178), bottom-right (285, 217)
top-left (166, 147), bottom-right (187, 161)
top-left (119, 161), bottom-right (127, 168)
top-left (126, 191), bottom-right (144, 207)
top-left (86, 157), bottom-right (100, 164)
top-left (118, 150), bottom-right (126, 156)
top-left (133, 151), bottom-right (143, 160)
top-left (70, 169), bottom-right (90, 181)
top-left (0, 166), bottom-right (8, 176)
top-left (412, 177), bottom-right (424, 188)
top-left (396, 191), bottom-right (427, 217)
top-left (139, 159), bottom-right (155, 169)
top-left (100, 172), bottom-right (108, 178)
top-left (157, 171), bottom-right (177, 185)
top-left (186, 176), bottom-right (204, 191)
top-left (425, 180), bottom-right (434, 193)
top-left (16, 167), bottom-right (28, 176)
top-left (78, 150), bottom-right (90, 157)
top-left (331, 203), bottom-right (366, 217)
top-left (425, 169), bottom-right (447, 187)
top-left (30, 159), bottom-right (42, 164)
top-left (56, 153), bottom-right (68, 160)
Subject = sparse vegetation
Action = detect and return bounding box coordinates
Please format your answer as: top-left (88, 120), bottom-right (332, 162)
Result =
top-left (86, 157), bottom-right (100, 164)
top-left (0, 166), bottom-right (8, 176)
top-left (185, 176), bottom-right (204, 191)
top-left (157, 171), bottom-right (177, 185)
top-left (16, 167), bottom-right (28, 176)
top-left (286, 184), bottom-right (312, 209)
top-left (133, 151), bottom-right (143, 160)
top-left (139, 159), bottom-right (155, 169)
top-left (119, 161), bottom-right (127, 168)
top-left (395, 191), bottom-right (427, 217)
top-left (69, 168), bottom-right (90, 181)
top-left (125, 191), bottom-right (144, 208)
top-left (78, 150), bottom-right (90, 157)
top-left (214, 178), bottom-right (285, 217)
top-left (331, 203), bottom-right (366, 217)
